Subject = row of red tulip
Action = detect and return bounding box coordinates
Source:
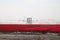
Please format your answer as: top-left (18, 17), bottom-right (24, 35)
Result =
top-left (0, 24), bottom-right (60, 32)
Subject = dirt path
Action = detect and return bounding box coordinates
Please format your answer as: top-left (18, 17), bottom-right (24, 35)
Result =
top-left (0, 34), bottom-right (60, 40)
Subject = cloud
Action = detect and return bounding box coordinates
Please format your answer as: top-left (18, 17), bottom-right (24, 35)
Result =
top-left (0, 0), bottom-right (60, 22)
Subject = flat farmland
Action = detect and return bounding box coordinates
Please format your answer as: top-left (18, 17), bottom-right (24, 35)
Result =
top-left (0, 33), bottom-right (60, 40)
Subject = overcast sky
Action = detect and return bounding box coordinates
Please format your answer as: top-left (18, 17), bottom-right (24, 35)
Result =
top-left (0, 0), bottom-right (60, 23)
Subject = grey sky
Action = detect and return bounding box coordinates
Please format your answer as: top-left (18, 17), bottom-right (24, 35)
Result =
top-left (0, 0), bottom-right (60, 22)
